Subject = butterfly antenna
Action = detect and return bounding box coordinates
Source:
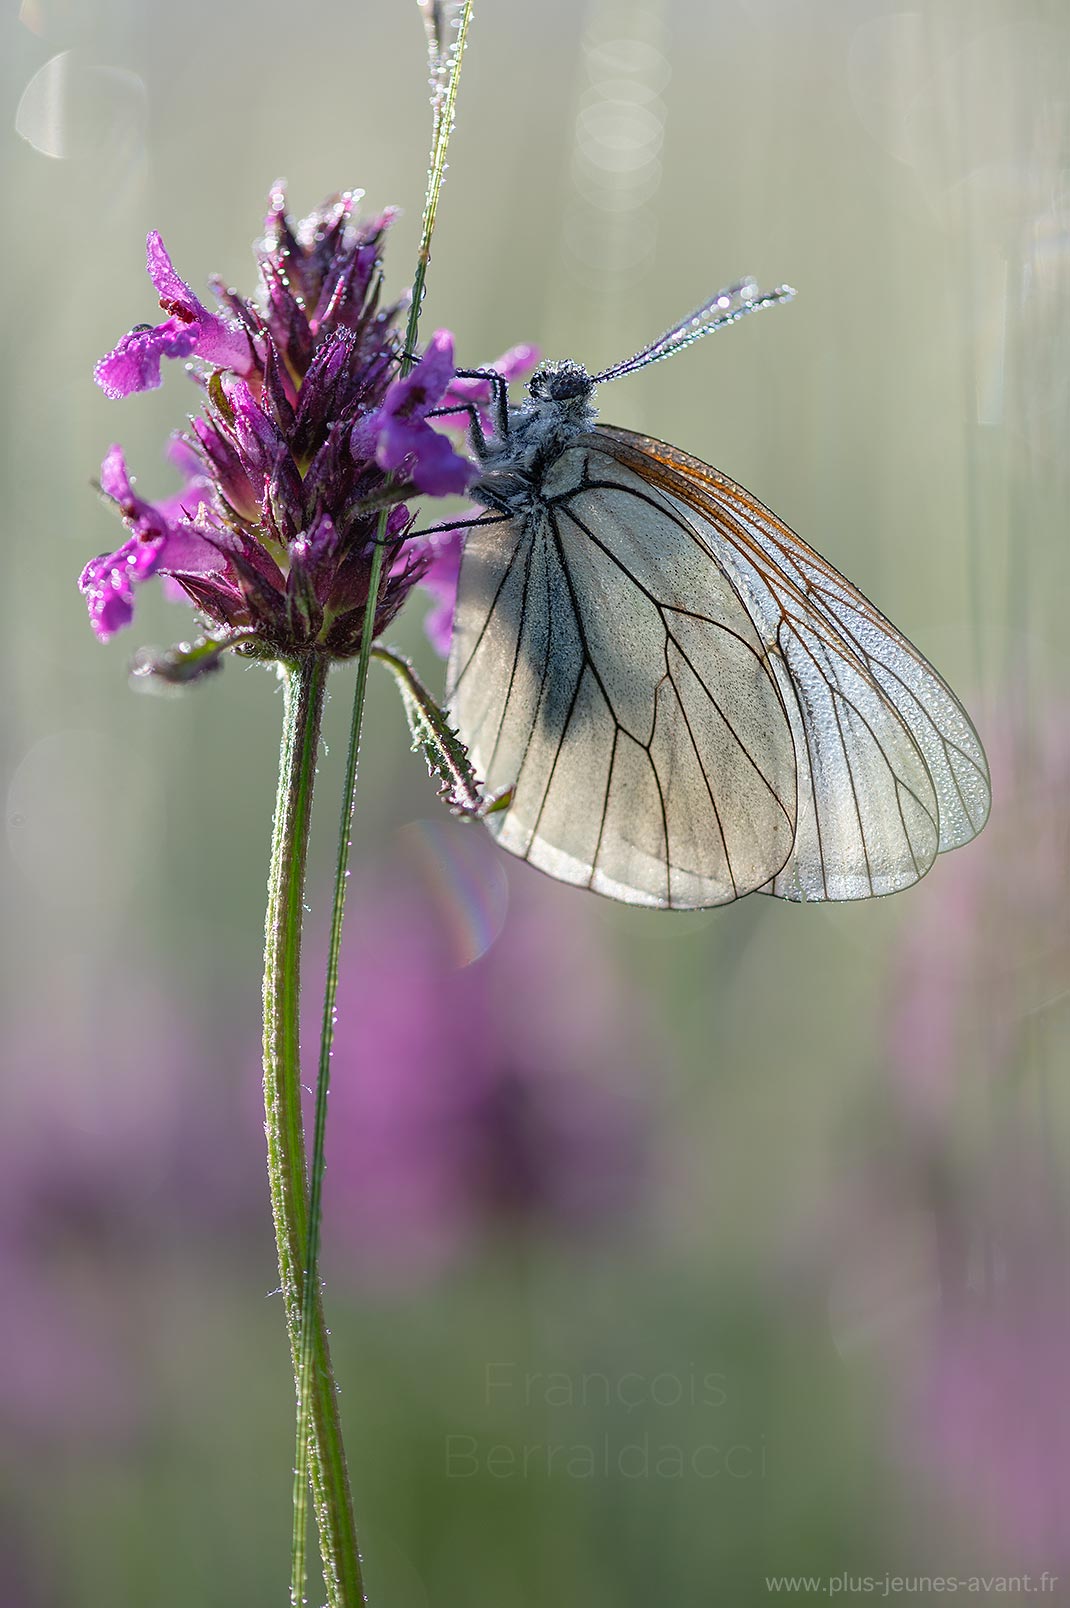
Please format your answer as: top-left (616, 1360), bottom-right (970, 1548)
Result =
top-left (592, 279), bottom-right (796, 384)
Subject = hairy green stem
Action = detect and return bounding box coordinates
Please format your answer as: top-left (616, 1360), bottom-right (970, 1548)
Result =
top-left (289, 540), bottom-right (385, 1602)
top-left (405, 0), bottom-right (476, 361)
top-left (263, 656), bottom-right (364, 1608)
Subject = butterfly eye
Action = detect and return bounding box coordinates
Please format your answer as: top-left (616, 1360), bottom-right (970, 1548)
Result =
top-left (528, 360), bottom-right (592, 402)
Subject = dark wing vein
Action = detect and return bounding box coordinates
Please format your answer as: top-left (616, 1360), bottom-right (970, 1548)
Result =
top-left (450, 532), bottom-right (528, 695)
top-left (558, 501), bottom-right (794, 825)
top-left (484, 534), bottom-right (535, 780)
top-left (508, 528), bottom-right (557, 798)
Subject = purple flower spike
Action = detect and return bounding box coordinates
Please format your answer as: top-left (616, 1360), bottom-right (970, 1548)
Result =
top-left (370, 331), bottom-right (476, 495)
top-left (94, 232), bottom-right (252, 398)
top-left (83, 189), bottom-right (531, 670)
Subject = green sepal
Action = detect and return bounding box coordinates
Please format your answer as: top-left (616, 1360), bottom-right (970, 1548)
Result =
top-left (130, 629), bottom-right (256, 689)
top-left (372, 644), bottom-right (511, 819)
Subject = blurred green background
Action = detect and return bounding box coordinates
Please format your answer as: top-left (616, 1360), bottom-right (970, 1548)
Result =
top-left (3, 0), bottom-right (1069, 1603)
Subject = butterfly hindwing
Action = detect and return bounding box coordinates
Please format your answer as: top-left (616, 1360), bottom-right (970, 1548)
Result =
top-left (592, 426), bottom-right (991, 901)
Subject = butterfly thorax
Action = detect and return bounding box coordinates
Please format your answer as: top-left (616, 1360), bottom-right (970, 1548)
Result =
top-left (470, 362), bottom-right (598, 515)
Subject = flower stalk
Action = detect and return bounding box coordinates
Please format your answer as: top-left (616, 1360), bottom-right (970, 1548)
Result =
top-left (79, 7), bottom-right (509, 1597)
top-left (263, 655), bottom-right (364, 1608)
top-left (290, 1), bottom-right (477, 1595)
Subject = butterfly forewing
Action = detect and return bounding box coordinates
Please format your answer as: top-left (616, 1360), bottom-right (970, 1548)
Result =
top-left (447, 444), bottom-right (799, 909)
top-left (592, 426), bottom-right (991, 901)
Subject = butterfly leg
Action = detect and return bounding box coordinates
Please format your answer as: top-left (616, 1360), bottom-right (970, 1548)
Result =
top-left (451, 368), bottom-right (511, 440)
top-left (425, 400), bottom-right (492, 461)
top-left (401, 511), bottom-right (512, 541)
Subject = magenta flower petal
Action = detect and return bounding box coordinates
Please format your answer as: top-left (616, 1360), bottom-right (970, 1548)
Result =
top-left (370, 332), bottom-right (475, 494)
top-left (79, 534), bottom-right (163, 641)
top-left (95, 233), bottom-right (251, 399)
top-left (414, 525), bottom-right (467, 656)
top-left (400, 422), bottom-right (475, 495)
top-left (99, 444), bottom-right (171, 538)
top-left (437, 343), bottom-right (541, 440)
top-left (492, 342), bottom-right (541, 384)
top-left (98, 442), bottom-right (136, 503)
top-left (145, 231), bottom-right (252, 373)
top-left (165, 431), bottom-right (206, 483)
top-left (159, 574), bottom-right (194, 605)
top-left (444, 342), bottom-right (541, 405)
top-left (94, 321), bottom-right (198, 399)
top-left (421, 582), bottom-right (457, 658)
top-left (82, 446), bottom-right (225, 638)
top-left (387, 328), bottom-right (456, 411)
top-left (156, 526), bottom-right (227, 576)
top-left (98, 442), bottom-right (216, 556)
top-left (146, 230), bottom-right (200, 307)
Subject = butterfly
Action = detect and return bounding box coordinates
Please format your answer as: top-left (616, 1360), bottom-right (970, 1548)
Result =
top-left (442, 280), bottom-right (990, 909)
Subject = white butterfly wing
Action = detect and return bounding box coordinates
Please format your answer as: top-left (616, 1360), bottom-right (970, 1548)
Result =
top-left (593, 426), bottom-right (991, 901)
top-left (447, 442), bottom-right (799, 909)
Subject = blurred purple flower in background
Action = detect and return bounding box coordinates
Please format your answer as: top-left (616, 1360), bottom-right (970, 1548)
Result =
top-left (891, 712), bottom-right (1070, 1569)
top-left (300, 828), bottom-right (653, 1285)
top-left (0, 974), bottom-right (195, 1444)
top-left (887, 711), bottom-right (1070, 1132)
top-left (811, 709), bottom-right (1070, 1570)
top-left (914, 1155), bottom-right (1070, 1572)
top-left (80, 187), bottom-right (481, 670)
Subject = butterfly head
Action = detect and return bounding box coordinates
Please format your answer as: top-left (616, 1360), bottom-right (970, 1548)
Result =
top-left (480, 357), bottom-right (597, 482)
top-left (527, 359), bottom-right (594, 404)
